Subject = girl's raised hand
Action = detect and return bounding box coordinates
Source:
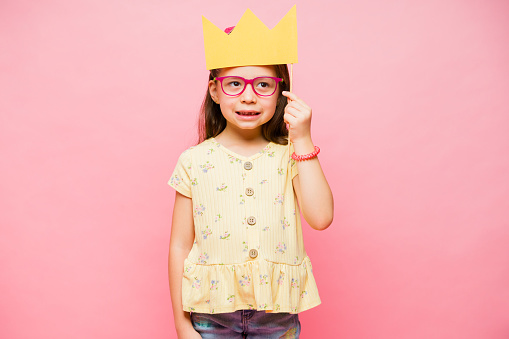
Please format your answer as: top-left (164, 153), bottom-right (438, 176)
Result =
top-left (282, 91), bottom-right (312, 144)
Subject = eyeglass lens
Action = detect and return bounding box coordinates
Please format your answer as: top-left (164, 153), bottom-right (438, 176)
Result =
top-left (221, 77), bottom-right (278, 96)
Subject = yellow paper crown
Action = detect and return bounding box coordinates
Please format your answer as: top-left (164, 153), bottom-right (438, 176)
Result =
top-left (202, 6), bottom-right (298, 70)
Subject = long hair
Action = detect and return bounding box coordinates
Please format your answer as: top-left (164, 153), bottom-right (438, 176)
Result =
top-left (197, 64), bottom-right (290, 145)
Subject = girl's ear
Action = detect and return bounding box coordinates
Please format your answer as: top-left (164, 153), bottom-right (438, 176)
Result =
top-left (209, 80), bottom-right (219, 104)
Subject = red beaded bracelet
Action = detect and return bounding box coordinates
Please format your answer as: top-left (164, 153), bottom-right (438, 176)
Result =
top-left (291, 146), bottom-right (320, 161)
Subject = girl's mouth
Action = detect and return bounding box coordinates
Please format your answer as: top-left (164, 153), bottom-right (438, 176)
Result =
top-left (236, 111), bottom-right (260, 116)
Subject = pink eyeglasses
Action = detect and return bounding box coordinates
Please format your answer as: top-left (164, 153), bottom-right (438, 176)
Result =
top-left (214, 76), bottom-right (283, 97)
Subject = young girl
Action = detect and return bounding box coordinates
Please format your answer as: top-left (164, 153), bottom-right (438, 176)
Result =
top-left (168, 19), bottom-right (333, 339)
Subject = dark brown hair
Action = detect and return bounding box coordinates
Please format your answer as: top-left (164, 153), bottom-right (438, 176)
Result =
top-left (197, 64), bottom-right (290, 145)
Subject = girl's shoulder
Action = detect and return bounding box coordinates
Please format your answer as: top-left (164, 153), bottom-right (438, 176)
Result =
top-left (177, 138), bottom-right (218, 159)
top-left (270, 142), bottom-right (290, 151)
top-left (269, 141), bottom-right (294, 157)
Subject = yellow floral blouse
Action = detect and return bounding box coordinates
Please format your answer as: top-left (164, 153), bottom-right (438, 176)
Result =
top-left (168, 138), bottom-right (320, 314)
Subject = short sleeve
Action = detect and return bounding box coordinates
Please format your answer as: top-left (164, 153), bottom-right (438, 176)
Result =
top-left (168, 150), bottom-right (192, 198)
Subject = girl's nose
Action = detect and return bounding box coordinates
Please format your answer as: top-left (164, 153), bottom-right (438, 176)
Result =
top-left (240, 84), bottom-right (257, 103)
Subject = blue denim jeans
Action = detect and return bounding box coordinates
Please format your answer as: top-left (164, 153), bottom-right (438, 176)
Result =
top-left (191, 310), bottom-right (301, 338)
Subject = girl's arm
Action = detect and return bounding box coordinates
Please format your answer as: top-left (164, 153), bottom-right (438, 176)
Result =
top-left (168, 192), bottom-right (201, 338)
top-left (283, 91), bottom-right (334, 231)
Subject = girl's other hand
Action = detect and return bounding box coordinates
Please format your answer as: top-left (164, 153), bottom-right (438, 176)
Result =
top-left (282, 91), bottom-right (312, 144)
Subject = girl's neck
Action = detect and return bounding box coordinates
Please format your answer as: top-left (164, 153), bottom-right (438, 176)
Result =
top-left (214, 125), bottom-right (269, 157)
top-left (216, 124), bottom-right (267, 143)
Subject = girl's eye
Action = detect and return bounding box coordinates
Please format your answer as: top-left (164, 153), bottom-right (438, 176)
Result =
top-left (226, 81), bottom-right (242, 87)
top-left (257, 82), bottom-right (270, 88)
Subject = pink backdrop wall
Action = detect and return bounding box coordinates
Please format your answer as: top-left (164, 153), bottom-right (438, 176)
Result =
top-left (1, 0), bottom-right (508, 338)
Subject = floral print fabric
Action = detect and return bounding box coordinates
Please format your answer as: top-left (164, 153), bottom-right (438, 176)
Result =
top-left (168, 138), bottom-right (320, 314)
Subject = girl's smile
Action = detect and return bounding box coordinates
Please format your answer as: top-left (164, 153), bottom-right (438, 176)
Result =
top-left (236, 110), bottom-right (261, 118)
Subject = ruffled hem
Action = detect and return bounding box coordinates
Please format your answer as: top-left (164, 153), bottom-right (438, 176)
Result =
top-left (181, 256), bottom-right (321, 314)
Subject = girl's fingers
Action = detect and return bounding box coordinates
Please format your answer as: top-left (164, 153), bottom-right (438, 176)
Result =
top-left (282, 91), bottom-right (310, 109)
top-left (282, 91), bottom-right (299, 101)
top-left (285, 101), bottom-right (310, 116)
top-left (283, 113), bottom-right (298, 125)
top-left (287, 101), bottom-right (308, 115)
top-left (285, 106), bottom-right (301, 117)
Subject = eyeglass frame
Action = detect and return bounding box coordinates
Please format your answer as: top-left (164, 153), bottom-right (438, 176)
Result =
top-left (213, 76), bottom-right (284, 97)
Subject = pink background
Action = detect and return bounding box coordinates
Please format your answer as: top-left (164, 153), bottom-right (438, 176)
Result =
top-left (1, 0), bottom-right (508, 338)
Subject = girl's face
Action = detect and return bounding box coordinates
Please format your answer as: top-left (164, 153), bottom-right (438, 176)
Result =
top-left (209, 65), bottom-right (279, 135)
